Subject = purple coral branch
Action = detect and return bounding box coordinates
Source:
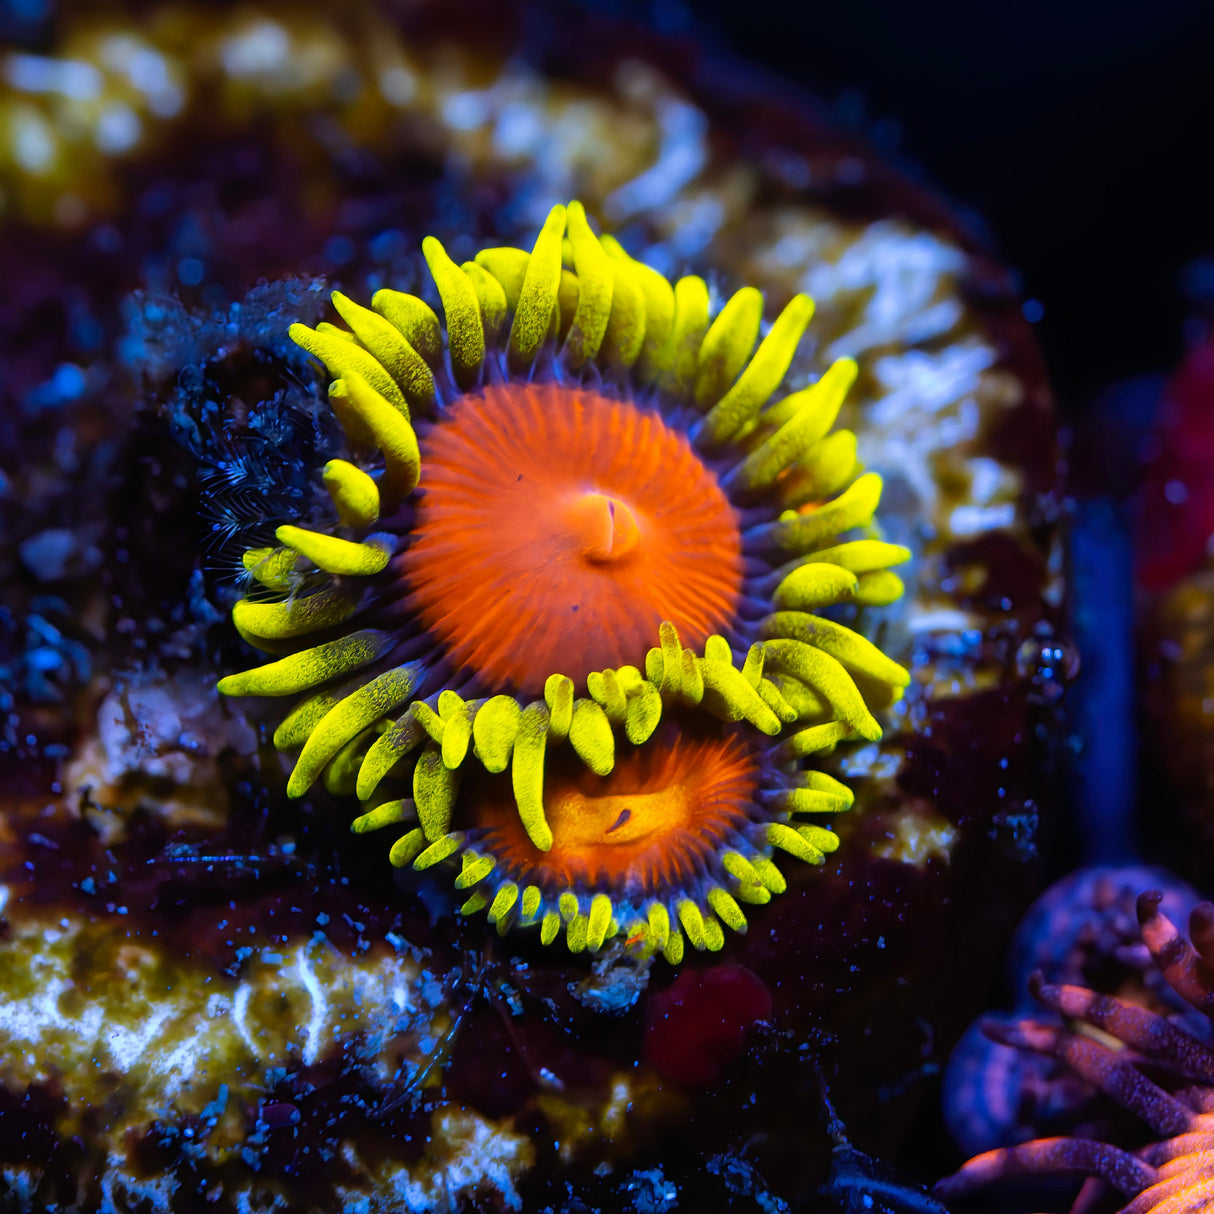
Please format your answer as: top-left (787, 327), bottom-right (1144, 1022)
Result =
top-left (1137, 892), bottom-right (1214, 1017)
top-left (1029, 974), bottom-right (1214, 1084)
top-left (934, 1137), bottom-right (1157, 1201)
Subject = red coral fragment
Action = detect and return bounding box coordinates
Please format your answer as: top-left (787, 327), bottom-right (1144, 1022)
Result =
top-left (644, 962), bottom-right (772, 1085)
top-left (1137, 337), bottom-right (1214, 591)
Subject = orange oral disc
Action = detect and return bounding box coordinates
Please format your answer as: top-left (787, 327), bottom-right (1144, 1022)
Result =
top-left (467, 724), bottom-right (761, 897)
top-left (402, 382), bottom-right (744, 696)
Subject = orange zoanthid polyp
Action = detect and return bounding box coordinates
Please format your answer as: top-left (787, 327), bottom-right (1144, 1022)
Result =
top-left (467, 723), bottom-right (760, 895)
top-left (402, 381), bottom-right (744, 697)
top-left (220, 203), bottom-right (912, 960)
top-left (565, 492), bottom-right (640, 563)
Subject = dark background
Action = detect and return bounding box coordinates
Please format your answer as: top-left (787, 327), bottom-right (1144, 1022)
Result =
top-left (670, 0), bottom-right (1214, 411)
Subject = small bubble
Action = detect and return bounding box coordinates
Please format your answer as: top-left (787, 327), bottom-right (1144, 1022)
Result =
top-left (1016, 636), bottom-right (1080, 703)
top-left (177, 257), bottom-right (205, 286)
top-left (324, 234), bottom-right (356, 266)
top-left (1164, 478), bottom-right (1189, 505)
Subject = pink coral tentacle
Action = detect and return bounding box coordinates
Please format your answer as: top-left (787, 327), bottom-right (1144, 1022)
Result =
top-left (1138, 892), bottom-right (1214, 1017)
top-left (1029, 974), bottom-right (1214, 1084)
top-left (933, 1138), bottom-right (1157, 1202)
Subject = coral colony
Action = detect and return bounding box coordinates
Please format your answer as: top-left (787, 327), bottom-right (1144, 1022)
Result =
top-left (219, 202), bottom-right (910, 962)
top-left (0, 1), bottom-right (1071, 1209)
top-left (936, 892), bottom-right (1214, 1214)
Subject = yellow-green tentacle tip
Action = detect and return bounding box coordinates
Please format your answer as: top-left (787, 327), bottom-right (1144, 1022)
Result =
top-left (370, 289), bottom-right (443, 369)
top-left (765, 472), bottom-right (884, 554)
top-left (286, 664), bottom-right (421, 798)
top-left (762, 639), bottom-right (883, 740)
top-left (413, 701), bottom-right (445, 746)
top-left (316, 321), bottom-right (356, 343)
top-left (389, 828), bottom-right (427, 867)
top-left (474, 246), bottom-right (530, 308)
top-left (563, 201), bottom-right (614, 368)
top-left (540, 910), bottom-right (562, 946)
top-left (661, 275), bottom-right (709, 387)
top-left (341, 371), bottom-right (421, 505)
top-left (751, 855), bottom-right (787, 894)
top-left (601, 256), bottom-right (646, 367)
top-left (352, 799), bottom-right (412, 833)
top-left (487, 882), bottom-right (519, 924)
top-left (454, 852), bottom-right (496, 891)
top-left (741, 643), bottom-right (765, 688)
top-left (544, 674), bottom-right (575, 742)
top-left (805, 539), bottom-right (912, 575)
top-left (726, 358), bottom-right (858, 493)
top-left (413, 743), bottom-right (461, 840)
top-left (289, 321), bottom-right (411, 417)
top-left (520, 885), bottom-right (543, 924)
top-left (676, 899), bottom-right (709, 951)
top-left (679, 647), bottom-right (705, 703)
top-left (326, 379), bottom-right (377, 450)
top-left (706, 887), bottom-right (748, 933)
top-left (568, 698), bottom-right (614, 775)
top-left (694, 286), bottom-right (762, 408)
top-left (764, 674), bottom-right (827, 720)
top-left (323, 459), bottom-right (380, 527)
top-left (772, 564), bottom-right (860, 612)
top-left (780, 770), bottom-right (854, 815)
top-left (760, 355), bottom-right (857, 433)
top-left (423, 236), bottom-right (485, 390)
top-left (699, 658), bottom-right (782, 735)
top-left (566, 913), bottom-right (589, 954)
top-left (232, 589), bottom-right (357, 643)
top-left (330, 290), bottom-right (435, 410)
top-left (701, 294), bottom-right (815, 446)
top-left (601, 233), bottom-right (673, 367)
top-left (623, 681), bottom-right (663, 745)
top-left (764, 613), bottom-right (910, 689)
top-left (413, 832), bottom-right (465, 870)
top-left (218, 629), bottom-right (390, 698)
top-left (855, 570), bottom-right (905, 606)
top-left (460, 261), bottom-right (508, 343)
top-left (275, 525), bottom-right (391, 577)
top-left (775, 720), bottom-right (855, 761)
top-left (722, 851), bottom-right (771, 904)
top-left (242, 546), bottom-right (297, 591)
top-left (587, 668), bottom-right (627, 723)
top-left (655, 621), bottom-right (684, 694)
top-left (586, 893), bottom-right (614, 952)
top-left (471, 695), bottom-right (522, 774)
top-left (437, 690), bottom-right (473, 768)
top-left (512, 701), bottom-right (553, 851)
top-left (806, 769), bottom-right (855, 800)
top-left (799, 823), bottom-right (841, 854)
top-left (647, 902), bottom-right (671, 952)
top-left (784, 430), bottom-right (859, 505)
top-left (273, 688), bottom-right (341, 751)
top-left (325, 731), bottom-right (373, 795)
top-left (356, 709), bottom-right (425, 800)
top-left (756, 678), bottom-right (799, 724)
top-left (508, 204), bottom-right (567, 372)
top-left (663, 930), bottom-right (685, 965)
top-left (768, 822), bottom-right (825, 865)
top-left (782, 788), bottom-right (851, 815)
